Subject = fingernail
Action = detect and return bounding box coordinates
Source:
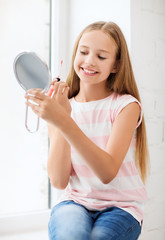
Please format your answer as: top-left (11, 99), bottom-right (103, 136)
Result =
top-left (53, 78), bottom-right (57, 82)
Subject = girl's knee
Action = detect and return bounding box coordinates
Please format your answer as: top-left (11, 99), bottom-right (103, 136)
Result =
top-left (48, 201), bottom-right (92, 240)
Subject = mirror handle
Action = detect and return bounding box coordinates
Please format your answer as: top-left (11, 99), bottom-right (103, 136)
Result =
top-left (25, 104), bottom-right (40, 133)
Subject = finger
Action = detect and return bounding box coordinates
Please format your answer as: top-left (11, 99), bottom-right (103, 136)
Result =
top-left (50, 77), bottom-right (60, 87)
top-left (50, 78), bottom-right (58, 86)
top-left (25, 100), bottom-right (40, 113)
top-left (53, 81), bottom-right (67, 96)
top-left (25, 94), bottom-right (42, 105)
top-left (63, 86), bottom-right (70, 97)
top-left (26, 89), bottom-right (47, 100)
top-left (27, 88), bottom-right (43, 93)
top-left (57, 83), bottom-right (68, 95)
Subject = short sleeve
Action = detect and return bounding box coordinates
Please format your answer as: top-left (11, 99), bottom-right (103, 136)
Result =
top-left (111, 94), bottom-right (143, 129)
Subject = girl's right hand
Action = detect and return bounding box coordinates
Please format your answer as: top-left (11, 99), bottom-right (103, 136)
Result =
top-left (48, 78), bottom-right (71, 114)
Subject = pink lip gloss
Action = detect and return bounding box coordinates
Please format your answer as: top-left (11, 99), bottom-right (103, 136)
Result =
top-left (47, 60), bottom-right (63, 97)
top-left (47, 85), bottom-right (55, 97)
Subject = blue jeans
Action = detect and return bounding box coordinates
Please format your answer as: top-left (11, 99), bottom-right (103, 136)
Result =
top-left (48, 200), bottom-right (141, 240)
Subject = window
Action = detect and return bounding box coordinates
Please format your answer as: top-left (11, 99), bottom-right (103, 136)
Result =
top-left (0, 0), bottom-right (50, 216)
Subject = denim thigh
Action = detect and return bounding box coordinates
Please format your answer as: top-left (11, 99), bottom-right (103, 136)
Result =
top-left (90, 207), bottom-right (141, 240)
top-left (48, 201), bottom-right (141, 240)
top-left (48, 200), bottom-right (92, 240)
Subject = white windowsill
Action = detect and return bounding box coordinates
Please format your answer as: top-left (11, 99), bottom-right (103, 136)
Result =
top-left (0, 210), bottom-right (51, 239)
top-left (0, 230), bottom-right (49, 240)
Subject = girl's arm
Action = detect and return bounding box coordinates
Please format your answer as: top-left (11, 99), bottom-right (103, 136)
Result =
top-left (47, 124), bottom-right (71, 189)
top-left (58, 102), bottom-right (140, 184)
top-left (46, 81), bottom-right (72, 189)
top-left (25, 89), bottom-right (140, 184)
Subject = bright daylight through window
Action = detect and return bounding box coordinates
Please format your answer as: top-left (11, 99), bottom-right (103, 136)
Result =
top-left (0, 0), bottom-right (50, 216)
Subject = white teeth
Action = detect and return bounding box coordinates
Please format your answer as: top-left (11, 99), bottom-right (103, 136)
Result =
top-left (83, 68), bottom-right (96, 74)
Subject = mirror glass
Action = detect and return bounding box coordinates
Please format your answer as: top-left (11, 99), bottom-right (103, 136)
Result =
top-left (14, 52), bottom-right (51, 92)
top-left (13, 51), bottom-right (51, 133)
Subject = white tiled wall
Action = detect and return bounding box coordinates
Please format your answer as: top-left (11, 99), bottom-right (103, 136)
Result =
top-left (131, 0), bottom-right (165, 239)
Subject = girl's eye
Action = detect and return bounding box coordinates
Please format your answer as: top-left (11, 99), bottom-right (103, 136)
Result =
top-left (80, 51), bottom-right (87, 55)
top-left (98, 56), bottom-right (106, 60)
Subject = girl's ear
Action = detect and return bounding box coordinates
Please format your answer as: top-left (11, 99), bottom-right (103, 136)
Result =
top-left (111, 60), bottom-right (120, 73)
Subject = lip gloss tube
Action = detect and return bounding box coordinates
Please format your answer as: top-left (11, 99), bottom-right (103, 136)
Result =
top-left (47, 60), bottom-right (63, 97)
top-left (47, 85), bottom-right (55, 97)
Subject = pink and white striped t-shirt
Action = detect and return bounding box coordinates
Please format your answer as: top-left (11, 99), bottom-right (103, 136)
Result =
top-left (59, 92), bottom-right (148, 223)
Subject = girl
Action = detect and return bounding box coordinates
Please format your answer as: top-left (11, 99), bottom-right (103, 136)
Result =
top-left (25, 21), bottom-right (149, 240)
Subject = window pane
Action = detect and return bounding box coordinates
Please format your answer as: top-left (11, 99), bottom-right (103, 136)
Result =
top-left (0, 0), bottom-right (50, 215)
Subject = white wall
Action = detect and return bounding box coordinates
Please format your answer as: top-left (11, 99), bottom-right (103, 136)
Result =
top-left (68, 0), bottom-right (131, 57)
top-left (51, 0), bottom-right (131, 80)
top-left (131, 0), bottom-right (165, 239)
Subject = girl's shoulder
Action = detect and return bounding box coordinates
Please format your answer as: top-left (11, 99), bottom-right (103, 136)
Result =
top-left (111, 92), bottom-right (139, 102)
top-left (69, 92), bottom-right (140, 106)
top-left (69, 94), bottom-right (112, 107)
top-left (69, 93), bottom-right (141, 110)
top-left (110, 92), bottom-right (142, 128)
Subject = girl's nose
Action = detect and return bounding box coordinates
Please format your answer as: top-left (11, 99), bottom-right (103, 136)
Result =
top-left (85, 53), bottom-right (96, 66)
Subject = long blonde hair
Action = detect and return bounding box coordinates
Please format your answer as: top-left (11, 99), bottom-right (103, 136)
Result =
top-left (66, 21), bottom-right (149, 183)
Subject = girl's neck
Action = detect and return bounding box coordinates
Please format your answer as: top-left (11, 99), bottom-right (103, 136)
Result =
top-left (75, 81), bottom-right (111, 102)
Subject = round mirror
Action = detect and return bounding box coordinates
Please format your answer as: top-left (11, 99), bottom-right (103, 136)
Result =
top-left (14, 51), bottom-right (51, 91)
top-left (13, 52), bottom-right (51, 133)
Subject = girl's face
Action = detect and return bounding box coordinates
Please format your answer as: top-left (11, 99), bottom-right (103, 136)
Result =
top-left (74, 30), bottom-right (117, 86)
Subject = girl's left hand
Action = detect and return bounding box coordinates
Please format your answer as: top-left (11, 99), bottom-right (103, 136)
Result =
top-left (25, 84), bottom-right (70, 126)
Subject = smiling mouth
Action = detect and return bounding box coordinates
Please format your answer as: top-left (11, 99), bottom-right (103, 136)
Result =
top-left (81, 67), bottom-right (98, 75)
